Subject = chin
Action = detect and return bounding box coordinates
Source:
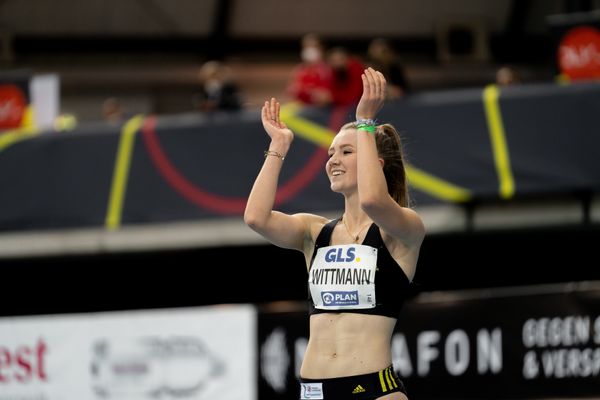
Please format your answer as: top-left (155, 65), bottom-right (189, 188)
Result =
top-left (329, 183), bottom-right (343, 193)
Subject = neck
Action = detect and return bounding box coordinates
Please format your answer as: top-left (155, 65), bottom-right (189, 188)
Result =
top-left (343, 195), bottom-right (370, 226)
top-left (342, 195), bottom-right (372, 242)
top-left (341, 212), bottom-right (372, 243)
top-left (342, 212), bottom-right (371, 227)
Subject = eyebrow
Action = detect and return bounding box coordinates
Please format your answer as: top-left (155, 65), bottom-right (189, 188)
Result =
top-left (328, 144), bottom-right (354, 152)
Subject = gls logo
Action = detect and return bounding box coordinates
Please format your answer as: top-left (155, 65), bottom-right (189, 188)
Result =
top-left (325, 247), bottom-right (355, 262)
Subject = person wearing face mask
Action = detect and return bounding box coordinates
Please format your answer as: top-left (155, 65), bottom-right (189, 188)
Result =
top-left (193, 60), bottom-right (243, 112)
top-left (327, 46), bottom-right (366, 107)
top-left (286, 33), bottom-right (334, 106)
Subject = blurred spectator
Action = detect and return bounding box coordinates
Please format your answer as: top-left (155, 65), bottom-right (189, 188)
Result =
top-left (495, 65), bottom-right (521, 86)
top-left (286, 33), bottom-right (333, 106)
top-left (367, 38), bottom-right (411, 98)
top-left (327, 46), bottom-right (365, 106)
top-left (102, 97), bottom-right (125, 124)
top-left (193, 60), bottom-right (243, 112)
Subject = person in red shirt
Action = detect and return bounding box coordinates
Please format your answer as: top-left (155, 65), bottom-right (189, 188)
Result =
top-left (327, 46), bottom-right (366, 107)
top-left (286, 34), bottom-right (333, 106)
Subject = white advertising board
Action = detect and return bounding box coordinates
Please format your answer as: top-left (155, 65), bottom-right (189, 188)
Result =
top-left (0, 305), bottom-right (256, 400)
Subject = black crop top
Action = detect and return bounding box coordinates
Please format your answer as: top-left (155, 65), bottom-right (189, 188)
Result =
top-left (308, 218), bottom-right (414, 318)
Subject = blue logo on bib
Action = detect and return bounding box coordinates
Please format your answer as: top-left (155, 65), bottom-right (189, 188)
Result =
top-left (321, 291), bottom-right (359, 306)
top-left (324, 247), bottom-right (355, 262)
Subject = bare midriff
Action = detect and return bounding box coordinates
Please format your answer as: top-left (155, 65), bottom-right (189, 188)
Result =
top-left (300, 312), bottom-right (397, 379)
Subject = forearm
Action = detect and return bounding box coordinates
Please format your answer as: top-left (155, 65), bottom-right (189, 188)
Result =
top-left (356, 130), bottom-right (389, 207)
top-left (355, 67), bottom-right (390, 207)
top-left (244, 139), bottom-right (290, 229)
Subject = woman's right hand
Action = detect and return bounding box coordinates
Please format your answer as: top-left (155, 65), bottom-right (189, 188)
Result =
top-left (262, 98), bottom-right (294, 144)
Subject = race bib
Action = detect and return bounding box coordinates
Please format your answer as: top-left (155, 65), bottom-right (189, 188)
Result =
top-left (309, 244), bottom-right (377, 310)
top-left (300, 382), bottom-right (324, 399)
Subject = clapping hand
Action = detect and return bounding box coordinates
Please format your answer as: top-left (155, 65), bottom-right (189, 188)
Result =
top-left (261, 97), bottom-right (294, 144)
top-left (356, 67), bottom-right (387, 121)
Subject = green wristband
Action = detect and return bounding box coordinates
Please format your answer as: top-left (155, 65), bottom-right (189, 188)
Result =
top-left (357, 123), bottom-right (376, 133)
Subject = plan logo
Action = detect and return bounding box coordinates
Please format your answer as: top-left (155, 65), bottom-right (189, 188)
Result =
top-left (321, 291), bottom-right (359, 306)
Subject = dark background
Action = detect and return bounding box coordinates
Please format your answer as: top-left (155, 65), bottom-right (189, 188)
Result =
top-left (2, 225), bottom-right (598, 317)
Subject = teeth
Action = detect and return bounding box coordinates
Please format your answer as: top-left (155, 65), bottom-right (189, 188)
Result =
top-left (332, 171), bottom-right (343, 176)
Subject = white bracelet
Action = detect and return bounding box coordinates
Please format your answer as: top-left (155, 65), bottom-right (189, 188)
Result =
top-left (356, 118), bottom-right (376, 126)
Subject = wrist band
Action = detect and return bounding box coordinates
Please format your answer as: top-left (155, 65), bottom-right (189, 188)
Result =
top-left (357, 123), bottom-right (377, 133)
top-left (264, 150), bottom-right (285, 160)
top-left (356, 118), bottom-right (376, 125)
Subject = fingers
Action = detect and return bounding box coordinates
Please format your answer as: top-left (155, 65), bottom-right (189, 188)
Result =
top-left (376, 70), bottom-right (386, 99)
top-left (370, 68), bottom-right (382, 98)
top-left (263, 98), bottom-right (284, 127)
top-left (262, 101), bottom-right (269, 121)
top-left (363, 67), bottom-right (386, 99)
top-left (269, 98), bottom-right (276, 122)
top-left (361, 72), bottom-right (372, 99)
top-left (267, 97), bottom-right (281, 125)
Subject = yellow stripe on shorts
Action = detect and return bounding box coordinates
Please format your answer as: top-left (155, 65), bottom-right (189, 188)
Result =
top-left (379, 370), bottom-right (388, 392)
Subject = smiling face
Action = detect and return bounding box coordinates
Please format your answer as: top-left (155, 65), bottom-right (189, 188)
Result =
top-left (330, 122), bottom-right (410, 207)
top-left (326, 128), bottom-right (358, 194)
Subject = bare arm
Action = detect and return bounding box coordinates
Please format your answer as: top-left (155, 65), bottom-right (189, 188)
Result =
top-left (355, 68), bottom-right (425, 248)
top-left (244, 98), bottom-right (318, 251)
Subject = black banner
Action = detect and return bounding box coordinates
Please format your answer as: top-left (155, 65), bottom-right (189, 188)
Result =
top-left (0, 81), bottom-right (599, 232)
top-left (257, 282), bottom-right (600, 400)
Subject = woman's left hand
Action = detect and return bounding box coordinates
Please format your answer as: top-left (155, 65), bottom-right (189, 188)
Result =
top-left (356, 67), bottom-right (386, 120)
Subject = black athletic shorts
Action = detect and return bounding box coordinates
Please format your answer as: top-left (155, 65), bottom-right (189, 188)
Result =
top-left (299, 365), bottom-right (406, 400)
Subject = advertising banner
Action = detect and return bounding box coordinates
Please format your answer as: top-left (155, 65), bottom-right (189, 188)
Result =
top-left (258, 282), bottom-right (600, 400)
top-left (0, 305), bottom-right (256, 400)
top-left (0, 82), bottom-right (600, 235)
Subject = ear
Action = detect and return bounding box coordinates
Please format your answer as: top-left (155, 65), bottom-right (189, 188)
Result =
top-left (378, 158), bottom-right (385, 169)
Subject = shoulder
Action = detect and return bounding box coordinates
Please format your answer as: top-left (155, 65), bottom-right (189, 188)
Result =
top-left (293, 213), bottom-right (333, 244)
top-left (378, 210), bottom-right (424, 281)
top-left (293, 212), bottom-right (331, 234)
top-left (402, 207), bottom-right (426, 245)
top-left (380, 206), bottom-right (425, 249)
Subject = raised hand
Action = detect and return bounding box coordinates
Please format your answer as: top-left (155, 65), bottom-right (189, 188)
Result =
top-left (356, 67), bottom-right (387, 121)
top-left (261, 97), bottom-right (294, 144)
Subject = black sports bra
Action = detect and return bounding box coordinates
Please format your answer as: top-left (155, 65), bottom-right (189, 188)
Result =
top-left (308, 218), bottom-right (414, 318)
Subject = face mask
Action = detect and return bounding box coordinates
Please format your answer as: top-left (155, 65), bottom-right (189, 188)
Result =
top-left (301, 46), bottom-right (322, 63)
top-left (205, 79), bottom-right (223, 96)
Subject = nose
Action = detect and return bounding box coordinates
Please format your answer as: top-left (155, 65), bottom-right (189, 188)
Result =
top-left (328, 153), bottom-right (340, 165)
top-left (327, 158), bottom-right (339, 170)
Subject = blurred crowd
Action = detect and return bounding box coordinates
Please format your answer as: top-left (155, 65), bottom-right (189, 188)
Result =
top-left (95, 35), bottom-right (415, 126)
top-left (3, 33), bottom-right (521, 130)
top-left (285, 34), bottom-right (411, 108)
